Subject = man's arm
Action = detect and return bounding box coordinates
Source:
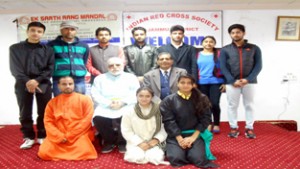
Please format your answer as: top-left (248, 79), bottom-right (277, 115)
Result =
top-left (245, 46), bottom-right (263, 82)
top-left (9, 45), bottom-right (30, 83)
top-left (190, 46), bottom-right (198, 81)
top-left (220, 49), bottom-right (235, 84)
top-left (35, 47), bottom-right (55, 83)
top-left (86, 53), bottom-right (101, 76)
top-left (123, 46), bottom-right (135, 74)
top-left (44, 101), bottom-right (66, 143)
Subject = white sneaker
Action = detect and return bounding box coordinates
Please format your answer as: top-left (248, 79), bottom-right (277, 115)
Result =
top-left (37, 138), bottom-right (44, 145)
top-left (20, 138), bottom-right (35, 149)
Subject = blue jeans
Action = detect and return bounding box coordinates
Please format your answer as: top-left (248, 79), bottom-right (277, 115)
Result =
top-left (52, 77), bottom-right (86, 96)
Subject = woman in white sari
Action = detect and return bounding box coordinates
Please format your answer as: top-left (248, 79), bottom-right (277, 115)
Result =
top-left (121, 87), bottom-right (169, 165)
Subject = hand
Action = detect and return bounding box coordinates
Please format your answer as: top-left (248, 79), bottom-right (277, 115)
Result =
top-left (182, 136), bottom-right (197, 148)
top-left (110, 100), bottom-right (124, 110)
top-left (147, 138), bottom-right (159, 148)
top-left (176, 135), bottom-right (187, 149)
top-left (137, 76), bottom-right (144, 83)
top-left (219, 84), bottom-right (226, 93)
top-left (233, 80), bottom-right (242, 88)
top-left (240, 79), bottom-right (248, 86)
top-left (26, 79), bottom-right (39, 93)
top-left (138, 142), bottom-right (151, 151)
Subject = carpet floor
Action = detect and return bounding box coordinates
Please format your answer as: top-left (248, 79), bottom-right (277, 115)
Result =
top-left (0, 122), bottom-right (299, 169)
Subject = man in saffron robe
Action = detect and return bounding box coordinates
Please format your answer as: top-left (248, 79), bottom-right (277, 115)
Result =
top-left (38, 76), bottom-right (97, 160)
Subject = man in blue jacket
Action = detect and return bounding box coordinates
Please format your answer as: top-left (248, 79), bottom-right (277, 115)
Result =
top-left (48, 21), bottom-right (89, 96)
top-left (220, 24), bottom-right (262, 139)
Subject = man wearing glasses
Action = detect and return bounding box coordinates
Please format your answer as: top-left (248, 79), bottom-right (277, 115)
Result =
top-left (91, 57), bottom-right (140, 154)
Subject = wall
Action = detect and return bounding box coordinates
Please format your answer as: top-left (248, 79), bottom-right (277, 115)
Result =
top-left (1, 10), bottom-right (300, 130)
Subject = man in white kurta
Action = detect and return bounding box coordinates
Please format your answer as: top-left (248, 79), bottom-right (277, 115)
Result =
top-left (121, 103), bottom-right (169, 165)
top-left (91, 57), bottom-right (140, 153)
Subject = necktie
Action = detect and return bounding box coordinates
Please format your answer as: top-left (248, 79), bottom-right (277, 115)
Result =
top-left (164, 71), bottom-right (169, 82)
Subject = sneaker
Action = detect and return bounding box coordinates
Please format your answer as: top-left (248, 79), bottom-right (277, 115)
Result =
top-left (37, 138), bottom-right (45, 145)
top-left (228, 128), bottom-right (239, 138)
top-left (245, 129), bottom-right (256, 139)
top-left (101, 144), bottom-right (115, 153)
top-left (20, 138), bottom-right (35, 149)
top-left (118, 144), bottom-right (126, 153)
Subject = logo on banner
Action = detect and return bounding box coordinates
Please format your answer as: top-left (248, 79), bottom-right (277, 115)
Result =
top-left (18, 16), bottom-right (31, 25)
top-left (107, 13), bottom-right (118, 21)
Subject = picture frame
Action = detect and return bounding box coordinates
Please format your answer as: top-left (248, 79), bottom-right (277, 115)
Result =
top-left (276, 16), bottom-right (300, 41)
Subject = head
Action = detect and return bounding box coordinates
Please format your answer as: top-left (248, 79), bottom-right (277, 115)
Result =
top-left (136, 87), bottom-right (154, 107)
top-left (170, 25), bottom-right (185, 44)
top-left (157, 52), bottom-right (174, 70)
top-left (201, 36), bottom-right (216, 51)
top-left (177, 74), bottom-right (195, 94)
top-left (228, 24), bottom-right (245, 42)
top-left (95, 27), bottom-right (112, 44)
top-left (60, 21), bottom-right (78, 42)
top-left (26, 22), bottom-right (46, 43)
top-left (107, 57), bottom-right (124, 76)
top-left (131, 27), bottom-right (147, 44)
top-left (58, 76), bottom-right (75, 94)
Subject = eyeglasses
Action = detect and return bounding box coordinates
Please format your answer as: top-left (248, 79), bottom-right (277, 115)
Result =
top-left (108, 64), bottom-right (121, 68)
top-left (158, 57), bottom-right (171, 61)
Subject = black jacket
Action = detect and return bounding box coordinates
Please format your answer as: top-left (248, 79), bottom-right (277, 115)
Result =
top-left (9, 40), bottom-right (54, 84)
top-left (124, 44), bottom-right (158, 76)
top-left (220, 41), bottom-right (262, 84)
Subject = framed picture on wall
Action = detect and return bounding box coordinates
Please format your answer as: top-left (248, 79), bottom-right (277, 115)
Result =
top-left (276, 16), bottom-right (300, 41)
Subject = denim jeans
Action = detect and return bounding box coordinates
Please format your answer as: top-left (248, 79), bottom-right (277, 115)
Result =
top-left (52, 77), bottom-right (86, 96)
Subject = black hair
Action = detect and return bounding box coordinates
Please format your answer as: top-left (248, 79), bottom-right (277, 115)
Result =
top-left (27, 21), bottom-right (46, 32)
top-left (170, 25), bottom-right (185, 33)
top-left (58, 76), bottom-right (74, 84)
top-left (177, 74), bottom-right (211, 115)
top-left (136, 86), bottom-right (154, 97)
top-left (228, 24), bottom-right (245, 33)
top-left (201, 36), bottom-right (219, 77)
top-left (131, 27), bottom-right (147, 35)
top-left (95, 27), bottom-right (111, 36)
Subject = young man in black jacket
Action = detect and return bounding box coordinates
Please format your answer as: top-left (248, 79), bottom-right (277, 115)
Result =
top-left (9, 21), bottom-right (54, 149)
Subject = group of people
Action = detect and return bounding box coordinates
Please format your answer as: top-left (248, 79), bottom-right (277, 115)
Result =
top-left (9, 20), bottom-right (262, 168)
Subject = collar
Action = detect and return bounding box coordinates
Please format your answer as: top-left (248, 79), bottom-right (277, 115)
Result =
top-left (171, 42), bottom-right (183, 49)
top-left (160, 68), bottom-right (171, 76)
top-left (134, 42), bottom-right (146, 49)
top-left (99, 43), bottom-right (110, 48)
top-left (177, 91), bottom-right (191, 100)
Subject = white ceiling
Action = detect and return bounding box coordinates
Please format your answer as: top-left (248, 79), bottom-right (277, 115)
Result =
top-left (0, 0), bottom-right (300, 14)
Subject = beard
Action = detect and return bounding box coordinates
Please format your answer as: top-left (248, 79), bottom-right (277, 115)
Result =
top-left (110, 70), bottom-right (122, 76)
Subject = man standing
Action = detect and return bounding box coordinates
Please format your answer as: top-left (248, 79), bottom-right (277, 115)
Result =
top-left (91, 57), bottom-right (140, 154)
top-left (48, 21), bottom-right (89, 96)
top-left (9, 21), bottom-right (54, 149)
top-left (124, 27), bottom-right (158, 83)
top-left (86, 27), bottom-right (125, 83)
top-left (220, 24), bottom-right (262, 139)
top-left (158, 25), bottom-right (197, 80)
top-left (38, 76), bottom-right (97, 160)
top-left (143, 52), bottom-right (187, 101)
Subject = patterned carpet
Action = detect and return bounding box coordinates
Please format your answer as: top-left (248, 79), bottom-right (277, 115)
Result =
top-left (0, 122), bottom-right (299, 169)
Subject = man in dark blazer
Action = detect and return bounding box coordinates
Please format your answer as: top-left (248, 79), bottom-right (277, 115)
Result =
top-left (157, 25), bottom-right (197, 80)
top-left (143, 52), bottom-right (187, 101)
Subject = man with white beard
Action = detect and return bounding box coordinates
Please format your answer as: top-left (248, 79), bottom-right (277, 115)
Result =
top-left (91, 57), bottom-right (140, 154)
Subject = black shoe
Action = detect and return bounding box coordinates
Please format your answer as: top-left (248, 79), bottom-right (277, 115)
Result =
top-left (245, 129), bottom-right (256, 139)
top-left (228, 128), bottom-right (239, 138)
top-left (101, 144), bottom-right (115, 153)
top-left (118, 144), bottom-right (126, 153)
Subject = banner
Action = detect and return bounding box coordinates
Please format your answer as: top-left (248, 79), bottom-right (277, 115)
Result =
top-left (123, 11), bottom-right (222, 48)
top-left (17, 12), bottom-right (123, 45)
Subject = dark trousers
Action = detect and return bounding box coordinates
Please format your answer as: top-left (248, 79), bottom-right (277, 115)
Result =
top-left (198, 84), bottom-right (222, 125)
top-left (166, 137), bottom-right (210, 168)
top-left (93, 116), bottom-right (126, 146)
top-left (15, 82), bottom-right (52, 139)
